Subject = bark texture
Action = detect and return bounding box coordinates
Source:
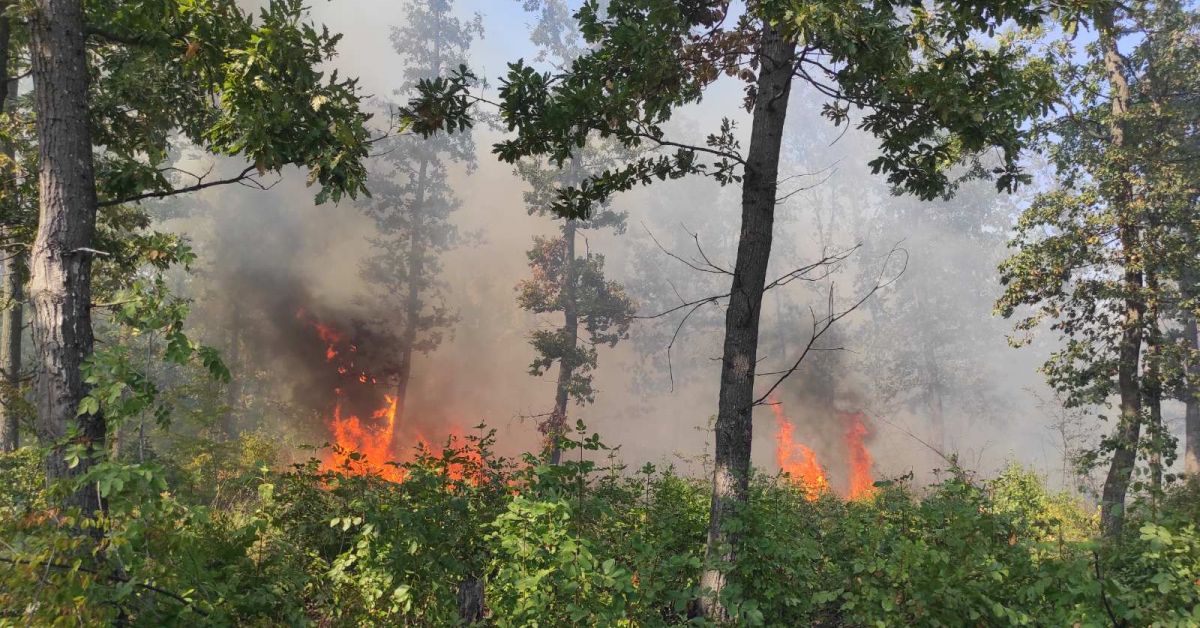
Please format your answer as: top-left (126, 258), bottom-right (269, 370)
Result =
top-left (1097, 8), bottom-right (1144, 539)
top-left (28, 0), bottom-right (103, 515)
top-left (1185, 293), bottom-right (1200, 477)
top-left (0, 11), bottom-right (23, 452)
top-left (698, 24), bottom-right (795, 619)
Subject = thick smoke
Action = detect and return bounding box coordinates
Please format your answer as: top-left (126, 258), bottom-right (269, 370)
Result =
top-left (159, 0), bottom-right (1092, 489)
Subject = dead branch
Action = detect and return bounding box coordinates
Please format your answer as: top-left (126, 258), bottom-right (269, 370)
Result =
top-left (641, 223), bottom-right (731, 275)
top-left (752, 246), bottom-right (907, 406)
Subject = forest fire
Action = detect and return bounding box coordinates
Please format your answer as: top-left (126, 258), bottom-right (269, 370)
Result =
top-left (770, 396), bottom-right (875, 500)
top-left (326, 394), bottom-right (405, 482)
top-left (296, 310), bottom-right (480, 484)
top-left (842, 411), bottom-right (875, 500)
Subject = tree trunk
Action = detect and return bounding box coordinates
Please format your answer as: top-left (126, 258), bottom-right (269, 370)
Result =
top-left (0, 12), bottom-right (23, 452)
top-left (457, 574), bottom-right (485, 624)
top-left (1143, 243), bottom-right (1164, 504)
top-left (1097, 8), bottom-right (1144, 539)
top-left (548, 217), bottom-right (577, 465)
top-left (28, 0), bottom-right (103, 516)
top-left (698, 24), bottom-right (795, 619)
top-left (395, 157), bottom-right (428, 425)
top-left (1184, 268), bottom-right (1200, 476)
top-left (221, 299), bottom-right (241, 438)
top-left (0, 253), bottom-right (21, 452)
top-left (394, 31), bottom-right (442, 428)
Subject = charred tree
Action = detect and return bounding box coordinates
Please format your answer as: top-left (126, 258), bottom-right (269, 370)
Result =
top-left (361, 0), bottom-right (478, 424)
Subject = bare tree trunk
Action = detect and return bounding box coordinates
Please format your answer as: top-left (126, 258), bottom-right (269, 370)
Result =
top-left (1185, 280), bottom-right (1200, 477)
top-left (548, 217), bottom-right (577, 465)
top-left (0, 254), bottom-right (21, 452)
top-left (457, 574), bottom-right (484, 624)
top-left (28, 0), bottom-right (103, 516)
top-left (698, 24), bottom-right (795, 619)
top-left (0, 12), bottom-right (23, 452)
top-left (1143, 253), bottom-right (1165, 504)
top-left (1097, 8), bottom-right (1144, 539)
top-left (395, 157), bottom-right (428, 425)
top-left (221, 299), bottom-right (241, 438)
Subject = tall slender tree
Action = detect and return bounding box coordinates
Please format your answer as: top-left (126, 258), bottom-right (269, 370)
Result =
top-left (0, 6), bottom-right (30, 452)
top-left (515, 0), bottom-right (635, 464)
top-left (359, 0), bottom-right (480, 424)
top-left (999, 0), bottom-right (1199, 536)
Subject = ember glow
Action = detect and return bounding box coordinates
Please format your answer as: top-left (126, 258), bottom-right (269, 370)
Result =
top-left (771, 396), bottom-right (875, 500)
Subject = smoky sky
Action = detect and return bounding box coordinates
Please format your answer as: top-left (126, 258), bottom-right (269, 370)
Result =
top-left (161, 0), bottom-right (1139, 490)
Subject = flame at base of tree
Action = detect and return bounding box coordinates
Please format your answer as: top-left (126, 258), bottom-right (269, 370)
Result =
top-left (771, 396), bottom-right (875, 500)
top-left (324, 394), bottom-right (405, 482)
top-left (298, 309), bottom-right (478, 484)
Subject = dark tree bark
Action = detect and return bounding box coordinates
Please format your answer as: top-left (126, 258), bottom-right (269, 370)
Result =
top-left (1184, 265), bottom-right (1200, 477)
top-left (395, 156), bottom-right (428, 425)
top-left (698, 23), bottom-right (796, 618)
top-left (28, 0), bottom-right (104, 516)
top-left (221, 299), bottom-right (241, 438)
top-left (1144, 297), bottom-right (1163, 502)
top-left (1097, 7), bottom-right (1144, 539)
top-left (457, 574), bottom-right (484, 624)
top-left (547, 217), bottom-right (577, 465)
top-left (0, 11), bottom-right (23, 452)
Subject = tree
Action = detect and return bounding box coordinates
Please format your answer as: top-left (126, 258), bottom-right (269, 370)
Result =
top-left (359, 0), bottom-right (481, 424)
top-left (0, 5), bottom-right (30, 452)
top-left (515, 0), bottom-right (635, 464)
top-left (25, 0), bottom-right (371, 518)
top-left (515, 158), bottom-right (635, 463)
top-left (412, 0), bottom-right (1062, 615)
top-left (998, 0), bottom-right (1199, 537)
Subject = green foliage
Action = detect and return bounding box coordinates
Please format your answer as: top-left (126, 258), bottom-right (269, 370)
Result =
top-left (86, 0), bottom-right (371, 205)
top-left (409, 0), bottom-right (1063, 219)
top-left (5, 424), bottom-right (1200, 625)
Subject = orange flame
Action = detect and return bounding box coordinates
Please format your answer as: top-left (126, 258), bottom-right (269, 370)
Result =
top-left (770, 397), bottom-right (830, 500)
top-left (299, 310), bottom-right (478, 485)
top-left (771, 396), bottom-right (875, 501)
top-left (325, 394), bottom-right (405, 482)
top-left (841, 411), bottom-right (875, 500)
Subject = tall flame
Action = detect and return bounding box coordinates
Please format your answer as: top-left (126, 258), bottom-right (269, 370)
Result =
top-left (771, 396), bottom-right (875, 500)
top-left (770, 397), bottom-right (830, 500)
top-left (326, 394), bottom-right (405, 482)
top-left (841, 411), bottom-right (875, 500)
top-left (298, 309), bottom-right (476, 484)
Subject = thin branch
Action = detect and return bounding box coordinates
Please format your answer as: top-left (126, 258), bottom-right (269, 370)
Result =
top-left (98, 165), bottom-right (263, 207)
top-left (641, 222), bottom-right (730, 275)
top-left (753, 246), bottom-right (907, 406)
